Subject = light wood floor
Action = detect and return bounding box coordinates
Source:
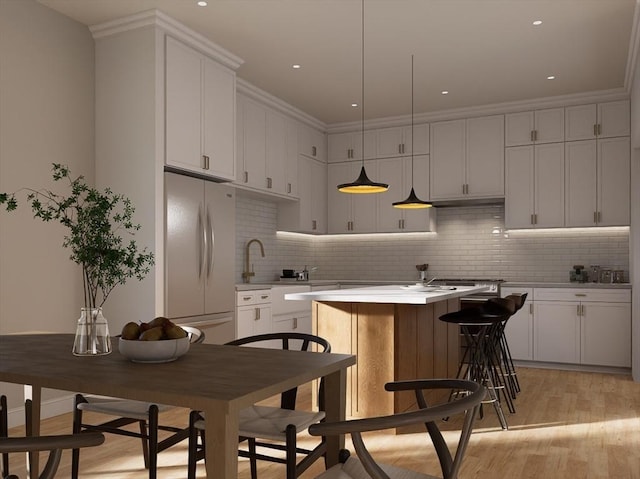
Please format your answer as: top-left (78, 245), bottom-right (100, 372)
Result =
top-left (5, 367), bottom-right (640, 478)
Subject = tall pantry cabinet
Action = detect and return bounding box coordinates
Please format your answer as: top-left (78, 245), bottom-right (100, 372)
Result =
top-left (91, 11), bottom-right (242, 327)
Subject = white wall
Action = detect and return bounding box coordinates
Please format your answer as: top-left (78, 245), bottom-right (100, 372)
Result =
top-left (0, 0), bottom-right (94, 412)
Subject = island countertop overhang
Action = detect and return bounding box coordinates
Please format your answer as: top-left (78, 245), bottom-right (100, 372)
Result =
top-left (284, 284), bottom-right (488, 305)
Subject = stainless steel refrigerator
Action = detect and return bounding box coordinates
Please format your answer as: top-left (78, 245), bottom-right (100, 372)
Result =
top-left (165, 171), bottom-right (236, 344)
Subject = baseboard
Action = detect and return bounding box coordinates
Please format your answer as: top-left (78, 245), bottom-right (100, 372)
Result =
top-left (514, 360), bottom-right (631, 376)
top-left (6, 394), bottom-right (75, 429)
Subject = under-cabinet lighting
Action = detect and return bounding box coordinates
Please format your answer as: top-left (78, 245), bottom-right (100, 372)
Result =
top-left (276, 231), bottom-right (437, 240)
top-left (506, 226), bottom-right (629, 235)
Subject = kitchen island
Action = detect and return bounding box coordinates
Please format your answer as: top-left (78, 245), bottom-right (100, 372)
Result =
top-left (286, 285), bottom-right (487, 422)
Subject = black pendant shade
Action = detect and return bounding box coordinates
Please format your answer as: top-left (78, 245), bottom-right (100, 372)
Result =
top-left (337, 0), bottom-right (388, 195)
top-left (393, 54), bottom-right (432, 209)
top-left (338, 166), bottom-right (389, 194)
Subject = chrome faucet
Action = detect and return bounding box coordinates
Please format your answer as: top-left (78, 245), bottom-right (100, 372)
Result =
top-left (242, 238), bottom-right (265, 283)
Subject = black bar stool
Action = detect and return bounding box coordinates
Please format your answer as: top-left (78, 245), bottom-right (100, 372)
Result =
top-left (489, 293), bottom-right (528, 397)
top-left (440, 298), bottom-right (516, 430)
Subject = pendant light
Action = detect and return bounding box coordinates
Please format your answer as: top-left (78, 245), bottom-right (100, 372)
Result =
top-left (393, 55), bottom-right (432, 209)
top-left (337, 0), bottom-right (388, 194)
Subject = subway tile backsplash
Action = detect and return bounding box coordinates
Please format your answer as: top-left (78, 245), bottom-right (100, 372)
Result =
top-left (235, 193), bottom-right (630, 284)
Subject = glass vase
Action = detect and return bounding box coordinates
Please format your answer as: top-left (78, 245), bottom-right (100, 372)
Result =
top-left (72, 307), bottom-right (112, 356)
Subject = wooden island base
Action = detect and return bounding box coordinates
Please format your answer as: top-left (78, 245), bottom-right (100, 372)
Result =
top-left (312, 298), bottom-right (462, 424)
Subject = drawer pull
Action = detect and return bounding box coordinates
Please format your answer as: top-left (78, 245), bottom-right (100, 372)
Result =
top-left (574, 293), bottom-right (587, 297)
top-left (261, 295), bottom-right (269, 300)
top-left (242, 296), bottom-right (252, 301)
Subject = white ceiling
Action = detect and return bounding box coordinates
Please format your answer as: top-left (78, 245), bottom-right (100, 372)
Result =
top-left (38, 0), bottom-right (637, 126)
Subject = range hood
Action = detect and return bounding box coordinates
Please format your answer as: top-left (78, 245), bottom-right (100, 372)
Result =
top-left (429, 197), bottom-right (505, 208)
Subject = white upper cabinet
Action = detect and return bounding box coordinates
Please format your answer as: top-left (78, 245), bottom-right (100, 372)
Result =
top-left (505, 108), bottom-right (564, 146)
top-left (327, 162), bottom-right (378, 234)
top-left (505, 143), bottom-right (564, 229)
top-left (429, 119), bottom-right (466, 199)
top-left (278, 155), bottom-right (327, 234)
top-left (376, 124), bottom-right (429, 159)
top-left (565, 100), bottom-right (630, 141)
top-left (236, 95), bottom-right (299, 196)
top-left (328, 131), bottom-right (376, 163)
top-left (565, 137), bottom-right (630, 227)
top-left (430, 115), bottom-right (504, 200)
top-left (299, 123), bottom-right (326, 160)
top-left (376, 155), bottom-right (434, 233)
top-left (165, 36), bottom-right (236, 181)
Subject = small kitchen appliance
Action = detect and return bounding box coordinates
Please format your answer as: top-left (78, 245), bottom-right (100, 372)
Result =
top-left (570, 265), bottom-right (587, 283)
top-left (612, 270), bottom-right (625, 283)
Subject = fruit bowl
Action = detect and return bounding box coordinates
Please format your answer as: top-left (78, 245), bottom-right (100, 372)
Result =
top-left (118, 336), bottom-right (190, 363)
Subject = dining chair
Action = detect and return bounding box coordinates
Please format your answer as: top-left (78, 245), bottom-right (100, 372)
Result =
top-left (307, 379), bottom-right (485, 479)
top-left (0, 395), bottom-right (104, 479)
top-left (187, 332), bottom-right (331, 479)
top-left (71, 326), bottom-right (204, 479)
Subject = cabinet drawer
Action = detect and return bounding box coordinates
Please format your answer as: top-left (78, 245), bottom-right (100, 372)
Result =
top-left (270, 285), bottom-right (311, 315)
top-left (533, 288), bottom-right (630, 303)
top-left (273, 313), bottom-right (312, 334)
top-left (236, 290), bottom-right (272, 306)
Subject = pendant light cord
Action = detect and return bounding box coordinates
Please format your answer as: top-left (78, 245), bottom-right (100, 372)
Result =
top-left (361, 0), bottom-right (365, 169)
top-left (410, 54), bottom-right (414, 189)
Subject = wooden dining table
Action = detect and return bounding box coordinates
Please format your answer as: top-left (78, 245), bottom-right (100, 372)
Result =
top-left (0, 334), bottom-right (356, 478)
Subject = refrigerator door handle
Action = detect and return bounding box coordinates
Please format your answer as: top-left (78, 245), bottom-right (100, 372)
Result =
top-left (197, 205), bottom-right (204, 280)
top-left (206, 207), bottom-right (214, 280)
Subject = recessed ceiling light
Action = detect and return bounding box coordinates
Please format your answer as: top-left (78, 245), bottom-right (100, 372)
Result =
top-left (197, 1), bottom-right (208, 6)
top-left (351, 103), bottom-right (358, 108)
top-left (441, 90), bottom-right (449, 95)
top-left (533, 20), bottom-right (542, 26)
top-left (547, 75), bottom-right (555, 80)
top-left (292, 64), bottom-right (301, 69)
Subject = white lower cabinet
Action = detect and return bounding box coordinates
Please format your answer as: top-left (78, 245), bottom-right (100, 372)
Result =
top-left (270, 285), bottom-right (312, 335)
top-left (236, 290), bottom-right (272, 340)
top-left (501, 287), bottom-right (534, 361)
top-left (532, 288), bottom-right (631, 368)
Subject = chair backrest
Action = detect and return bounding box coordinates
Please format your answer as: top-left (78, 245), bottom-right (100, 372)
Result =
top-left (0, 432), bottom-right (105, 479)
top-left (503, 293), bottom-right (528, 311)
top-left (181, 326), bottom-right (205, 344)
top-left (226, 332), bottom-right (331, 410)
top-left (309, 379), bottom-right (485, 479)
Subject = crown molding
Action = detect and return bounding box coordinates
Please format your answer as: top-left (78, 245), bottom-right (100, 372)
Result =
top-left (89, 9), bottom-right (244, 71)
top-left (326, 88), bottom-right (629, 134)
top-left (236, 78), bottom-right (326, 131)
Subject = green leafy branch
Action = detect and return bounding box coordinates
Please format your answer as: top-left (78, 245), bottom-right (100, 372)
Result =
top-left (0, 163), bottom-right (154, 309)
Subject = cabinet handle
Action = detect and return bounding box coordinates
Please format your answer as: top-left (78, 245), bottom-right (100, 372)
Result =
top-left (534, 213), bottom-right (538, 225)
top-left (312, 219), bottom-right (317, 230)
top-left (244, 171), bottom-right (249, 183)
top-left (597, 211), bottom-right (601, 223)
top-left (534, 130), bottom-right (538, 142)
top-left (530, 130), bottom-right (535, 142)
top-left (293, 317), bottom-right (298, 330)
top-left (582, 304), bottom-right (586, 316)
top-left (594, 211), bottom-right (597, 224)
top-left (575, 293), bottom-right (587, 297)
top-left (598, 124), bottom-right (602, 136)
top-left (267, 177), bottom-right (272, 189)
top-left (529, 303), bottom-right (533, 314)
top-left (398, 219), bottom-right (402, 229)
top-left (287, 183), bottom-right (292, 194)
top-left (593, 124), bottom-right (598, 137)
top-left (242, 296), bottom-right (252, 301)
top-left (312, 146), bottom-right (317, 157)
top-left (530, 214), bottom-right (534, 225)
top-left (255, 308), bottom-right (260, 320)
top-left (577, 304), bottom-right (581, 316)
top-left (202, 155), bottom-right (210, 170)
top-left (261, 295), bottom-right (269, 300)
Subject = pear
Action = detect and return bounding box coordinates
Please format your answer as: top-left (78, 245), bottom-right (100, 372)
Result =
top-left (120, 322), bottom-right (141, 340)
top-left (164, 321), bottom-right (187, 340)
top-left (139, 326), bottom-right (164, 341)
top-left (147, 316), bottom-right (169, 329)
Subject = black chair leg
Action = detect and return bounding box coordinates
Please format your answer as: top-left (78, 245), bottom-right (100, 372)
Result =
top-left (1, 395), bottom-right (9, 478)
top-left (139, 420), bottom-right (150, 469)
top-left (248, 438), bottom-right (258, 479)
top-left (148, 405), bottom-right (159, 479)
top-left (285, 424), bottom-right (297, 479)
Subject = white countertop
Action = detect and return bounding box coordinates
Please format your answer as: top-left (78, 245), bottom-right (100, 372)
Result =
top-left (284, 284), bottom-right (489, 305)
